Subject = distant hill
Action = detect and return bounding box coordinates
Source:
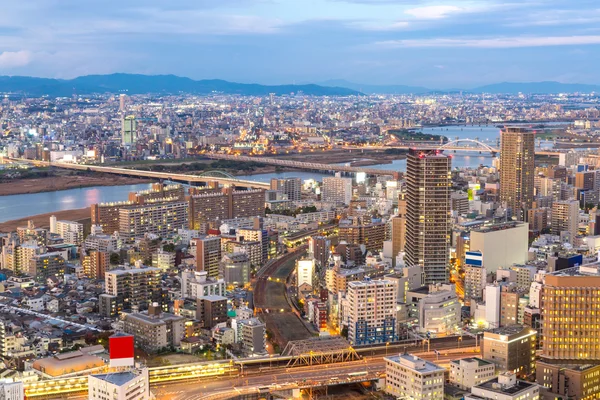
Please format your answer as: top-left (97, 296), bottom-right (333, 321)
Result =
top-left (470, 81), bottom-right (600, 94)
top-left (0, 73), bottom-right (360, 97)
top-left (323, 79), bottom-right (600, 95)
top-left (1, 74), bottom-right (599, 96)
top-left (320, 79), bottom-right (430, 94)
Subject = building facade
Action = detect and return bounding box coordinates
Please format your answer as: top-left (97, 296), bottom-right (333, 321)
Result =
top-left (405, 149), bottom-right (451, 284)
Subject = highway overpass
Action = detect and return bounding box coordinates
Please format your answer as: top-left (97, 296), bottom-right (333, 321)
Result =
top-left (0, 157), bottom-right (270, 190)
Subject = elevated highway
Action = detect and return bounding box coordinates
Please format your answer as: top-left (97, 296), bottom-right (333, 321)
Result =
top-left (0, 157), bottom-right (270, 190)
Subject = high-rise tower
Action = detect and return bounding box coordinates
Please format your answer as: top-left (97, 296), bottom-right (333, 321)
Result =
top-left (405, 149), bottom-right (451, 284)
top-left (500, 127), bottom-right (535, 220)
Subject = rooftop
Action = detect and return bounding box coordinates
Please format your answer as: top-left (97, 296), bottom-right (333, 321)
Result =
top-left (451, 357), bottom-right (493, 367)
top-left (386, 354), bottom-right (445, 374)
top-left (476, 377), bottom-right (536, 395)
top-left (91, 371), bottom-right (140, 386)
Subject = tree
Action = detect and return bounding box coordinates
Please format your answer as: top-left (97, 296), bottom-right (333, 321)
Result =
top-left (109, 252), bottom-right (120, 265)
top-left (163, 243), bottom-right (176, 253)
top-left (341, 326), bottom-right (348, 339)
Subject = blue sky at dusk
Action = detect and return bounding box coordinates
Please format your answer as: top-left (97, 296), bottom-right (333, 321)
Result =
top-left (0, 0), bottom-right (599, 88)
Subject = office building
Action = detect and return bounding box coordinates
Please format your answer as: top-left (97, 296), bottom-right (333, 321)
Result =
top-left (346, 279), bottom-right (397, 345)
top-left (220, 252), bottom-right (250, 286)
top-left (122, 115), bottom-right (137, 145)
top-left (469, 222), bottom-right (528, 273)
top-left (123, 305), bottom-right (185, 353)
top-left (482, 325), bottom-right (536, 378)
top-left (500, 127), bottom-right (535, 219)
top-left (417, 284), bottom-right (461, 335)
top-left (536, 362), bottom-right (600, 400)
top-left (191, 236), bottom-right (221, 277)
top-left (541, 263), bottom-right (600, 363)
top-left (270, 177), bottom-right (302, 201)
top-left (384, 354), bottom-right (445, 400)
top-left (105, 266), bottom-right (162, 312)
top-left (551, 200), bottom-right (579, 244)
top-left (465, 372), bottom-right (539, 400)
top-left (449, 357), bottom-right (495, 390)
top-left (88, 369), bottom-right (150, 400)
top-left (405, 149), bottom-right (451, 284)
top-left (322, 175), bottom-right (353, 204)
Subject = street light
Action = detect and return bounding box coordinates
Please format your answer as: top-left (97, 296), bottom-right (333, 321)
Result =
top-left (386, 342), bottom-right (390, 356)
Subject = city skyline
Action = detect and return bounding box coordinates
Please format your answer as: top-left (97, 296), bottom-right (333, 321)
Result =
top-left (1, 0), bottom-right (600, 87)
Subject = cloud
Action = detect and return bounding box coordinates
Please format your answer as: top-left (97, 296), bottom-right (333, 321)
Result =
top-left (376, 35), bottom-right (600, 48)
top-left (404, 5), bottom-right (464, 19)
top-left (0, 50), bottom-right (33, 68)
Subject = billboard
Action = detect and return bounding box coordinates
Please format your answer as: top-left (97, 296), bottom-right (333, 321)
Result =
top-left (109, 334), bottom-right (135, 367)
top-left (465, 251), bottom-right (483, 267)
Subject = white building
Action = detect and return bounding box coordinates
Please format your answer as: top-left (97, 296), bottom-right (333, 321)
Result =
top-left (417, 284), bottom-right (461, 335)
top-left (469, 222), bottom-right (528, 273)
top-left (0, 380), bottom-right (24, 400)
top-left (322, 175), bottom-right (353, 205)
top-left (465, 372), bottom-right (540, 400)
top-left (54, 220), bottom-right (84, 245)
top-left (384, 354), bottom-right (445, 400)
top-left (449, 357), bottom-right (495, 390)
top-left (88, 369), bottom-right (150, 400)
top-left (296, 259), bottom-right (315, 290)
top-left (181, 270), bottom-right (226, 299)
top-left (485, 284), bottom-right (501, 329)
top-left (346, 279), bottom-right (397, 345)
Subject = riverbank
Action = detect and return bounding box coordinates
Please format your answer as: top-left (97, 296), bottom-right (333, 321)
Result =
top-left (0, 208), bottom-right (91, 233)
top-left (0, 175), bottom-right (152, 196)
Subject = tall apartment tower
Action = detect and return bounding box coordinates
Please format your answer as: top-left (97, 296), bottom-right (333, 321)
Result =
top-left (500, 127), bottom-right (535, 220)
top-left (404, 149), bottom-right (451, 284)
top-left (270, 177), bottom-right (302, 201)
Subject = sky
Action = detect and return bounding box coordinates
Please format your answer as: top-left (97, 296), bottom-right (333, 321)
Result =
top-left (0, 0), bottom-right (599, 88)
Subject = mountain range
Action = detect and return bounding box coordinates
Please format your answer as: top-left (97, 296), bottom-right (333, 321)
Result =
top-left (0, 74), bottom-right (360, 97)
top-left (1, 74), bottom-right (599, 96)
top-left (321, 79), bottom-right (600, 94)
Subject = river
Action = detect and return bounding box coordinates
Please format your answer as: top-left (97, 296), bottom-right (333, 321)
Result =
top-left (0, 124), bottom-right (569, 223)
